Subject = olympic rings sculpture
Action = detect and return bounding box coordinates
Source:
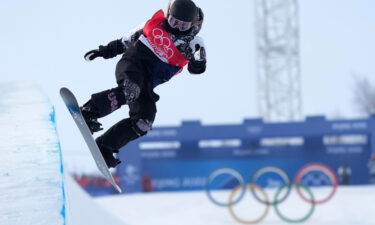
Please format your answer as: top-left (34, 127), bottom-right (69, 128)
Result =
top-left (294, 163), bottom-right (338, 204)
top-left (251, 166), bottom-right (291, 205)
top-left (206, 168), bottom-right (246, 206)
top-left (228, 183), bottom-right (270, 224)
top-left (205, 163), bottom-right (338, 224)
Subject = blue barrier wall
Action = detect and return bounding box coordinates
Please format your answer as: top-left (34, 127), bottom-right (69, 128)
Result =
top-left (118, 115), bottom-right (375, 192)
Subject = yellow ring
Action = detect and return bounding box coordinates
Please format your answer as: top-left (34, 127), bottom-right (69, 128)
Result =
top-left (228, 184), bottom-right (270, 224)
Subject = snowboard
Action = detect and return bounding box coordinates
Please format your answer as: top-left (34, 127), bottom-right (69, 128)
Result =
top-left (60, 87), bottom-right (122, 193)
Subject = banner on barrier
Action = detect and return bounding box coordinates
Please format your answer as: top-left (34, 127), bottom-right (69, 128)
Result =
top-left (117, 115), bottom-right (375, 192)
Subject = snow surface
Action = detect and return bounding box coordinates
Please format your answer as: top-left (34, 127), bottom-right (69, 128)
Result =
top-left (0, 83), bottom-right (65, 225)
top-left (96, 186), bottom-right (375, 225)
top-left (64, 175), bottom-right (126, 225)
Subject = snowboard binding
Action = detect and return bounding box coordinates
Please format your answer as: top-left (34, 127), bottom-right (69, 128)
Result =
top-left (96, 139), bottom-right (122, 168)
top-left (80, 106), bottom-right (103, 134)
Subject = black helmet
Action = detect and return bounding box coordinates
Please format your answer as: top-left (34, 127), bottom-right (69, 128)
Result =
top-left (167, 0), bottom-right (198, 23)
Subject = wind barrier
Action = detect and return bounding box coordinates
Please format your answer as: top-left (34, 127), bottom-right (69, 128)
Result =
top-left (118, 116), bottom-right (374, 193)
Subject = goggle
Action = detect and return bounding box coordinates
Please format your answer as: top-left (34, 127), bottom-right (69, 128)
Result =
top-left (167, 15), bottom-right (192, 32)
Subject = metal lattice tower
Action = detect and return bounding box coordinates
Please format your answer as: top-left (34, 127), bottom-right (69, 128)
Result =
top-left (255, 0), bottom-right (302, 122)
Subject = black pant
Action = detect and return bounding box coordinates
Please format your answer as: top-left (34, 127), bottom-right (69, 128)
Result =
top-left (90, 56), bottom-right (158, 153)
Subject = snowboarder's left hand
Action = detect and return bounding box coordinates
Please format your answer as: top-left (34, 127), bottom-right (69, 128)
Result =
top-left (84, 49), bottom-right (102, 61)
top-left (188, 47), bottom-right (206, 74)
top-left (188, 59), bottom-right (206, 74)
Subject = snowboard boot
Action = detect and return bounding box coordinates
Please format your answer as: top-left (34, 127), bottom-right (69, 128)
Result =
top-left (80, 104), bottom-right (103, 134)
top-left (94, 118), bottom-right (141, 168)
top-left (96, 139), bottom-right (121, 168)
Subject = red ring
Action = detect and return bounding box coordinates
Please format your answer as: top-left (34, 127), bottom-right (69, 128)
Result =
top-left (294, 163), bottom-right (338, 204)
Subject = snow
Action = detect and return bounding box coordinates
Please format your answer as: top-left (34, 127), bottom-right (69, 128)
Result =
top-left (64, 175), bottom-right (126, 225)
top-left (0, 83), bottom-right (65, 225)
top-left (0, 82), bottom-right (126, 225)
top-left (95, 186), bottom-right (375, 225)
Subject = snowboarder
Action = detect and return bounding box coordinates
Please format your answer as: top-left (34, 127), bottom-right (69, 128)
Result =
top-left (81, 0), bottom-right (206, 168)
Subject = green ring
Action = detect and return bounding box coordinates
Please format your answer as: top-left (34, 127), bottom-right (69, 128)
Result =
top-left (273, 183), bottom-right (315, 223)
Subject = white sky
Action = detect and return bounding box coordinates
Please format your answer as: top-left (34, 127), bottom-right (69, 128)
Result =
top-left (1, 0), bottom-right (375, 172)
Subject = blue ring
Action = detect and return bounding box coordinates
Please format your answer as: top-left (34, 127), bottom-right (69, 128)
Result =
top-left (206, 168), bottom-right (246, 207)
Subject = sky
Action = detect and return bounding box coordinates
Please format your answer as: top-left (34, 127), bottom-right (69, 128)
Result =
top-left (1, 0), bottom-right (375, 172)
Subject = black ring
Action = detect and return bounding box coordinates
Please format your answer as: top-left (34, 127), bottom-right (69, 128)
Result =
top-left (251, 166), bottom-right (291, 205)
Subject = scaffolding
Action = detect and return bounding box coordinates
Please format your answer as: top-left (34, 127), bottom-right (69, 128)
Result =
top-left (255, 0), bottom-right (302, 122)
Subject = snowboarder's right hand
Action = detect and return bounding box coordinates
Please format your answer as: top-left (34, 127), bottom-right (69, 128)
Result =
top-left (84, 49), bottom-right (102, 61)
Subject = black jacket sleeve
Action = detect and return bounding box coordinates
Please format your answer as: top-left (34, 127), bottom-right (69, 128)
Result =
top-left (98, 39), bottom-right (125, 59)
top-left (122, 28), bottom-right (143, 49)
top-left (98, 28), bottom-right (144, 59)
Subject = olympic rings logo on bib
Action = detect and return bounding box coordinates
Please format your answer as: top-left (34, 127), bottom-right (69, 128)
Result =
top-left (149, 28), bottom-right (174, 61)
top-left (141, 10), bottom-right (189, 67)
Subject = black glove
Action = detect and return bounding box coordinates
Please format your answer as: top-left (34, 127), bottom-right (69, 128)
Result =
top-left (188, 59), bottom-right (206, 74)
top-left (85, 39), bottom-right (125, 61)
top-left (188, 46), bottom-right (206, 74)
top-left (84, 49), bottom-right (102, 61)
